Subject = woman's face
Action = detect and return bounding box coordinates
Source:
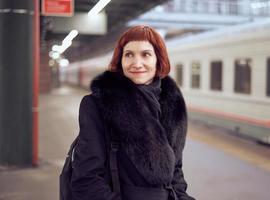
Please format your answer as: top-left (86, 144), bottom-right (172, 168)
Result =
top-left (121, 41), bottom-right (157, 85)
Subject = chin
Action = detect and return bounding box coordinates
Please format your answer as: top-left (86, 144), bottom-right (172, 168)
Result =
top-left (131, 78), bottom-right (152, 85)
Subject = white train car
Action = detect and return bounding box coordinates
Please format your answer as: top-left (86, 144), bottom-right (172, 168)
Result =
top-left (167, 19), bottom-right (270, 144)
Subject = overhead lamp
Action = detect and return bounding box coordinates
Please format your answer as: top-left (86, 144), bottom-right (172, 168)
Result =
top-left (52, 45), bottom-right (61, 52)
top-left (49, 59), bottom-right (54, 67)
top-left (58, 41), bottom-right (72, 54)
top-left (49, 51), bottom-right (60, 59)
top-left (51, 29), bottom-right (78, 55)
top-left (59, 59), bottom-right (69, 68)
top-left (63, 30), bottom-right (78, 44)
top-left (88, 0), bottom-right (111, 16)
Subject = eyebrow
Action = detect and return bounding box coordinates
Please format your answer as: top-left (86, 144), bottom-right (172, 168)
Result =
top-left (123, 49), bottom-right (154, 52)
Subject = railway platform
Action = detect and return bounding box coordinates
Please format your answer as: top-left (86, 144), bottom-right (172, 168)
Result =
top-left (0, 85), bottom-right (270, 200)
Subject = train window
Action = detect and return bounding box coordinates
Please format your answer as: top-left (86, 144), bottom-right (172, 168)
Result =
top-left (234, 58), bottom-right (251, 94)
top-left (267, 58), bottom-right (270, 97)
top-left (191, 61), bottom-right (200, 89)
top-left (176, 64), bottom-right (183, 86)
top-left (210, 61), bottom-right (222, 91)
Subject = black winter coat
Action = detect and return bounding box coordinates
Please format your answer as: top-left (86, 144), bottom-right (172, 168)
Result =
top-left (71, 71), bottom-right (195, 200)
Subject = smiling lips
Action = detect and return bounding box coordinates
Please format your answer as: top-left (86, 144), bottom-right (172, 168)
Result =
top-left (129, 71), bottom-right (147, 74)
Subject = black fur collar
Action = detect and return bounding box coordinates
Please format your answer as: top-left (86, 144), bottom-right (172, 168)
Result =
top-left (90, 71), bottom-right (187, 185)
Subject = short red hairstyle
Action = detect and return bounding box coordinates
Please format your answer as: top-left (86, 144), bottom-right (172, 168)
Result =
top-left (109, 25), bottom-right (170, 78)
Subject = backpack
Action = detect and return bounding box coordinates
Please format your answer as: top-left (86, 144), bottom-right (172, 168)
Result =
top-left (59, 134), bottom-right (121, 200)
top-left (59, 137), bottom-right (78, 200)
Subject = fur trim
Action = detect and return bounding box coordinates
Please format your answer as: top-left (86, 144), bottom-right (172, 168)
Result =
top-left (91, 71), bottom-right (187, 185)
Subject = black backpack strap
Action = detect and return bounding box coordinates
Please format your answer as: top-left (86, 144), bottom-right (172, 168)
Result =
top-left (65, 136), bottom-right (79, 170)
top-left (109, 126), bottom-right (122, 199)
top-left (59, 136), bottom-right (79, 200)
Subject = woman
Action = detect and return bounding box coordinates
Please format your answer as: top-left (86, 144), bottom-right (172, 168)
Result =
top-left (71, 25), bottom-right (195, 200)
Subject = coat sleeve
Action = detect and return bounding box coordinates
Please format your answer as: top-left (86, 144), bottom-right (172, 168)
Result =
top-left (71, 95), bottom-right (120, 200)
top-left (172, 119), bottom-right (196, 200)
top-left (172, 155), bottom-right (196, 200)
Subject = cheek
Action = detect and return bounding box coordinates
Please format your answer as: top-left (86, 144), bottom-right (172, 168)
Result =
top-left (150, 60), bottom-right (157, 72)
top-left (121, 57), bottom-right (130, 69)
top-left (151, 67), bottom-right (157, 76)
top-left (150, 56), bottom-right (157, 68)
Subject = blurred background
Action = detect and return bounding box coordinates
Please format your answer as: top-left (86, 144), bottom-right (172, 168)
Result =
top-left (0, 0), bottom-right (270, 199)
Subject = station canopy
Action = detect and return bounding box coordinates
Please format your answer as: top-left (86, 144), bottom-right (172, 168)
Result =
top-left (42, 0), bottom-right (169, 62)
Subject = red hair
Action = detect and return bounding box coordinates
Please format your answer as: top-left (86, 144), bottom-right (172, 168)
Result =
top-left (109, 25), bottom-right (170, 78)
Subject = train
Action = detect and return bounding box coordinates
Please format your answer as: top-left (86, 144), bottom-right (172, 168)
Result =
top-left (60, 19), bottom-right (270, 145)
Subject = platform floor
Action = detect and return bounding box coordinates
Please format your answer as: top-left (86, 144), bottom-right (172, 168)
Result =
top-left (0, 85), bottom-right (270, 200)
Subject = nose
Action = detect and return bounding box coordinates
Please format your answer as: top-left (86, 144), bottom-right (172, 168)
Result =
top-left (132, 56), bottom-right (143, 69)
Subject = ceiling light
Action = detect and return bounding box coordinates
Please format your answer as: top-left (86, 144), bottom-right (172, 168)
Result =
top-left (88, 0), bottom-right (111, 16)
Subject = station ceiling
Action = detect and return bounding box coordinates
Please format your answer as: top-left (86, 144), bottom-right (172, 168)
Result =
top-left (42, 0), bottom-right (169, 62)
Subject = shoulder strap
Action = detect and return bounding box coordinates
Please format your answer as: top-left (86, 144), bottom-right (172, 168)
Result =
top-left (63, 136), bottom-right (78, 171)
top-left (70, 137), bottom-right (79, 162)
top-left (109, 126), bottom-right (122, 199)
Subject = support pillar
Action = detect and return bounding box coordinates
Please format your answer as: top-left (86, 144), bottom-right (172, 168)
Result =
top-left (0, 0), bottom-right (35, 166)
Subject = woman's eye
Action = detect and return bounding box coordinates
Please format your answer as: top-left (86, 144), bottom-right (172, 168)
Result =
top-left (124, 53), bottom-right (133, 57)
top-left (143, 52), bottom-right (151, 57)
